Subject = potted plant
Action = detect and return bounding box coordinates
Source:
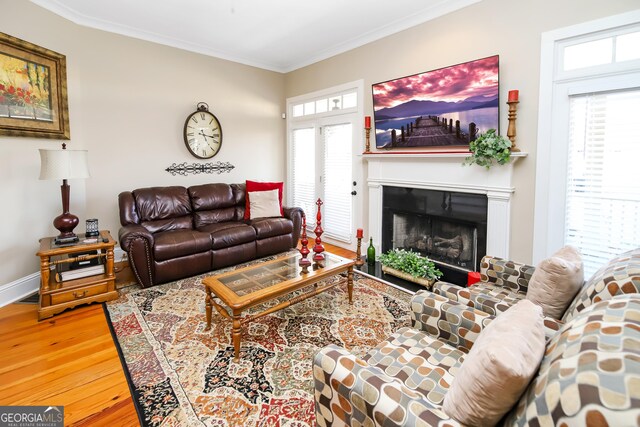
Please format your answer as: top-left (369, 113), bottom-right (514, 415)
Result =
top-left (463, 128), bottom-right (512, 169)
top-left (378, 248), bottom-right (443, 288)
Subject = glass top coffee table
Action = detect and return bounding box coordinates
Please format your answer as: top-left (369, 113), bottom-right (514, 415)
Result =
top-left (203, 252), bottom-right (354, 360)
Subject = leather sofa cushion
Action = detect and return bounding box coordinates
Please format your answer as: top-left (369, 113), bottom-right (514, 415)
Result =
top-left (142, 217), bottom-right (193, 234)
top-left (134, 186), bottom-right (193, 233)
top-left (199, 222), bottom-right (257, 249)
top-left (231, 184), bottom-right (247, 220)
top-left (193, 208), bottom-right (236, 229)
top-left (190, 184), bottom-right (241, 228)
top-left (250, 217), bottom-right (293, 239)
top-left (189, 183), bottom-right (235, 210)
top-left (153, 229), bottom-right (212, 261)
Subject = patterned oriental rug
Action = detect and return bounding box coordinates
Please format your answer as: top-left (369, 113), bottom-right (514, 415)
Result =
top-left (104, 256), bottom-right (413, 427)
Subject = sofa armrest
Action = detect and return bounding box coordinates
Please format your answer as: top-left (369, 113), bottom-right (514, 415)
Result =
top-left (432, 280), bottom-right (466, 302)
top-left (118, 225), bottom-right (155, 288)
top-left (313, 345), bottom-right (457, 427)
top-left (410, 290), bottom-right (493, 353)
top-left (283, 206), bottom-right (304, 247)
top-left (480, 255), bottom-right (535, 293)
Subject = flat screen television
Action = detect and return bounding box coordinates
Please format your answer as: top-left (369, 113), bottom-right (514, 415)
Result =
top-left (371, 55), bottom-right (499, 149)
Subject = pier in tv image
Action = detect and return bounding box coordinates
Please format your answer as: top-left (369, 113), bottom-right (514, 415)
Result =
top-left (372, 55), bottom-right (499, 149)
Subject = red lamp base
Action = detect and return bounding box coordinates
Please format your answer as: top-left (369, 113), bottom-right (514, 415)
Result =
top-left (53, 179), bottom-right (79, 244)
top-left (53, 212), bottom-right (79, 244)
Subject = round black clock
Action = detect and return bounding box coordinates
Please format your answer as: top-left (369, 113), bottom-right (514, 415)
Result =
top-left (183, 102), bottom-right (223, 159)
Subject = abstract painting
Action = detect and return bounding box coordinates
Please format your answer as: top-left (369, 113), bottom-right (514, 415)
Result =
top-left (0, 32), bottom-right (70, 139)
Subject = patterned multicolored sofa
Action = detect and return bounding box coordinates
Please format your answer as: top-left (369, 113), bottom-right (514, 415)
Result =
top-left (313, 292), bottom-right (640, 426)
top-left (432, 247), bottom-right (640, 335)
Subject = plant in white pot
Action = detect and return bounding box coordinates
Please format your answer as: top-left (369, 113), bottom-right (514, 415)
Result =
top-left (463, 128), bottom-right (512, 169)
top-left (378, 248), bottom-right (442, 289)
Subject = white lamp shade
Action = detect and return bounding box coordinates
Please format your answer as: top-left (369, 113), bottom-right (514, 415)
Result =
top-left (39, 149), bottom-right (90, 180)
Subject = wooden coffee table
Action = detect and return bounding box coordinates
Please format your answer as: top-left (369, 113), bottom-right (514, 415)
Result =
top-left (203, 252), bottom-right (354, 360)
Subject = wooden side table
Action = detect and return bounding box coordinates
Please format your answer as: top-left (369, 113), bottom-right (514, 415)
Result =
top-left (36, 230), bottom-right (118, 320)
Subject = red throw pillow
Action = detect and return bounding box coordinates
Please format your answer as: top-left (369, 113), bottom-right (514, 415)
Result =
top-left (244, 180), bottom-right (284, 220)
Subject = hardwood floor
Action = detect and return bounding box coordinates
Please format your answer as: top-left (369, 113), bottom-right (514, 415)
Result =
top-left (0, 264), bottom-right (139, 426)
top-left (0, 243), bottom-right (355, 426)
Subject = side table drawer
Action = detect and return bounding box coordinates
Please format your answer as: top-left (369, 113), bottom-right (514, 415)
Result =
top-left (51, 282), bottom-right (109, 305)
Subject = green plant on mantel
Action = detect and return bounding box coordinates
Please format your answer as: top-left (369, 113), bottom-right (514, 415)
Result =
top-left (378, 249), bottom-right (442, 280)
top-left (463, 128), bottom-right (512, 169)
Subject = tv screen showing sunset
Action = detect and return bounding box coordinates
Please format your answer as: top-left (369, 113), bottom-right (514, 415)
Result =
top-left (372, 55), bottom-right (499, 149)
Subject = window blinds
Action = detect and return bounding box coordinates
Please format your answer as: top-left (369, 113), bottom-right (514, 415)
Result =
top-left (322, 123), bottom-right (353, 242)
top-left (565, 88), bottom-right (640, 277)
top-left (291, 127), bottom-right (316, 227)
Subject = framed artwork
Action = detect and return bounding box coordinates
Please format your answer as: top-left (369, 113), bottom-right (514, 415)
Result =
top-left (372, 55), bottom-right (499, 149)
top-left (0, 32), bottom-right (70, 139)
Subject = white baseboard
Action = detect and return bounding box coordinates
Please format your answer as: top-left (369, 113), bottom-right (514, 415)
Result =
top-left (0, 273), bottom-right (40, 308)
top-left (0, 245), bottom-right (128, 308)
top-left (114, 246), bottom-right (127, 263)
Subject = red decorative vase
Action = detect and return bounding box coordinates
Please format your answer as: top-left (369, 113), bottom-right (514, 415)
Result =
top-left (299, 214), bottom-right (311, 273)
top-left (313, 199), bottom-right (325, 266)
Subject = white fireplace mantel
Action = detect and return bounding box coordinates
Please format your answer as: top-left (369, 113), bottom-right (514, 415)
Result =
top-left (363, 152), bottom-right (527, 259)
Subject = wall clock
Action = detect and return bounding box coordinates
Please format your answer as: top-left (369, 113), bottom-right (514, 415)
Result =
top-left (183, 102), bottom-right (223, 159)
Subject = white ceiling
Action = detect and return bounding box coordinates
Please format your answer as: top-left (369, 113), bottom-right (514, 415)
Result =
top-left (31, 0), bottom-right (480, 73)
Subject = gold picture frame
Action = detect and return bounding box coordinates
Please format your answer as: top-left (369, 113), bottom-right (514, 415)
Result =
top-left (0, 32), bottom-right (70, 139)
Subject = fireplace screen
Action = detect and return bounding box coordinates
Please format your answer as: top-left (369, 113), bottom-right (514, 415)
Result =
top-left (392, 213), bottom-right (477, 270)
top-left (382, 186), bottom-right (487, 274)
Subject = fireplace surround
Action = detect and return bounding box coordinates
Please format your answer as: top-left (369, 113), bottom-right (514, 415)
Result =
top-left (364, 152), bottom-right (525, 285)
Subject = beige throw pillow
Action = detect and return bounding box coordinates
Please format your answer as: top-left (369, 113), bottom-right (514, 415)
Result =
top-left (442, 299), bottom-right (545, 427)
top-left (526, 245), bottom-right (584, 319)
top-left (248, 189), bottom-right (282, 219)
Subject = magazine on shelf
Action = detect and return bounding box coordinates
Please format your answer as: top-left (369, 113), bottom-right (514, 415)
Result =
top-left (55, 251), bottom-right (105, 282)
top-left (55, 264), bottom-right (105, 282)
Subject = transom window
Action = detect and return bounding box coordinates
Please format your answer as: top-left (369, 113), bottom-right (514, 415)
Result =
top-left (557, 26), bottom-right (640, 78)
top-left (291, 90), bottom-right (357, 118)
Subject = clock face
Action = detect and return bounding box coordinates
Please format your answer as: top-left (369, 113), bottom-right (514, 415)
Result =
top-left (183, 110), bottom-right (223, 159)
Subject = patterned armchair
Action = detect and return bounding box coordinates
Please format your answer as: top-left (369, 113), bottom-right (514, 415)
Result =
top-left (313, 291), bottom-right (640, 426)
top-left (433, 248), bottom-right (640, 336)
top-left (433, 255), bottom-right (535, 316)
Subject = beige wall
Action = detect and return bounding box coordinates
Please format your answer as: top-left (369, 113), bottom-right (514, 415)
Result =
top-left (0, 0), bottom-right (285, 285)
top-left (1, 0), bottom-right (637, 288)
top-left (285, 0), bottom-right (639, 264)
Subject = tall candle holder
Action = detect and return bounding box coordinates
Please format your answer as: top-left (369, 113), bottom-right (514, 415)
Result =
top-left (313, 199), bottom-right (325, 267)
top-left (365, 127), bottom-right (371, 153)
top-left (299, 213), bottom-right (311, 274)
top-left (507, 96), bottom-right (520, 152)
top-left (355, 236), bottom-right (364, 266)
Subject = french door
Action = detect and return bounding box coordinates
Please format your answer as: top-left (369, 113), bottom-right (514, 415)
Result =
top-left (290, 118), bottom-right (359, 245)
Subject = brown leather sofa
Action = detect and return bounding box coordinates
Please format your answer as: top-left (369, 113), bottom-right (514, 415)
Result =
top-left (118, 183), bottom-right (303, 288)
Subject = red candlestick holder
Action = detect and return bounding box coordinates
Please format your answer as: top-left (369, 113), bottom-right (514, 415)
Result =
top-left (313, 198), bottom-right (325, 267)
top-left (299, 213), bottom-right (311, 273)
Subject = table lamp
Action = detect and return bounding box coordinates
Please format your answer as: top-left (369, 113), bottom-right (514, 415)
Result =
top-left (39, 143), bottom-right (90, 245)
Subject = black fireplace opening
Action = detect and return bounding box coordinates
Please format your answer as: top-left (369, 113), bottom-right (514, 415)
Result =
top-left (382, 186), bottom-right (487, 285)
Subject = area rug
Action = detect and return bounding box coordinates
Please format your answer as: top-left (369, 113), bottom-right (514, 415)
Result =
top-left (104, 256), bottom-right (413, 426)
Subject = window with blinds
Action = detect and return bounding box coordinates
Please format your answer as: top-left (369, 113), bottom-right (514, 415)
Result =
top-left (291, 128), bottom-right (316, 226)
top-left (565, 88), bottom-right (640, 277)
top-left (322, 123), bottom-right (353, 241)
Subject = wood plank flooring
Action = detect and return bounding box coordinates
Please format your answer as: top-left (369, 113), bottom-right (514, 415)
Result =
top-left (0, 243), bottom-right (355, 426)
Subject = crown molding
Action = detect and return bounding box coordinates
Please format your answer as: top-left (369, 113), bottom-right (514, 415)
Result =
top-left (31, 0), bottom-right (481, 73)
top-left (282, 0), bottom-right (481, 72)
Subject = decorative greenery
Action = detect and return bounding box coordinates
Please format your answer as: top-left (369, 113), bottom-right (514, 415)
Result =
top-left (378, 249), bottom-right (442, 280)
top-left (463, 128), bottom-right (512, 169)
